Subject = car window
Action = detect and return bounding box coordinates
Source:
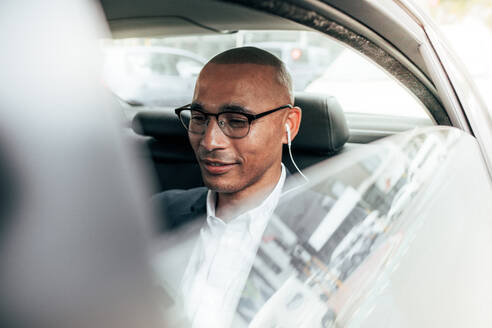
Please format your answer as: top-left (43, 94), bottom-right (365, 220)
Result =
top-left (147, 53), bottom-right (179, 76)
top-left (261, 47), bottom-right (283, 59)
top-left (289, 47), bottom-right (309, 65)
top-left (152, 127), bottom-right (487, 326)
top-left (305, 48), bottom-right (429, 118)
top-left (101, 30), bottom-right (432, 122)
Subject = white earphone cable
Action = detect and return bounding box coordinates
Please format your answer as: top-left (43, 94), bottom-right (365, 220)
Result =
top-left (282, 124), bottom-right (309, 197)
top-left (287, 141), bottom-right (309, 183)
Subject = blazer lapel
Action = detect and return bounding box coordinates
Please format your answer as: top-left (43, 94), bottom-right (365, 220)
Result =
top-left (190, 190), bottom-right (207, 216)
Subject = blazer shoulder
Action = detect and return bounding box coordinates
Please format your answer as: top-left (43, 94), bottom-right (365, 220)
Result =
top-left (152, 186), bottom-right (206, 203)
top-left (151, 187), bottom-right (208, 230)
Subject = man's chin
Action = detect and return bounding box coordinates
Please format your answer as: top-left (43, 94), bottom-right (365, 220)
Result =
top-left (200, 167), bottom-right (240, 193)
top-left (203, 179), bottom-right (241, 194)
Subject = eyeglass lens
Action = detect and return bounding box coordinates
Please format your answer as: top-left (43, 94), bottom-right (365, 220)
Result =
top-left (179, 109), bottom-right (250, 138)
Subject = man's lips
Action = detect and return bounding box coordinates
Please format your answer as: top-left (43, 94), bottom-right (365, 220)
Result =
top-left (200, 159), bottom-right (237, 175)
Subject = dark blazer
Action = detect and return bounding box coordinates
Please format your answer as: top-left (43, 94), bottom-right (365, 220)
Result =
top-left (151, 181), bottom-right (365, 262)
top-left (151, 168), bottom-right (293, 231)
top-left (151, 186), bottom-right (208, 232)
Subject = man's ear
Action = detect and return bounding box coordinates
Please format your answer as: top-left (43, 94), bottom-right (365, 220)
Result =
top-left (282, 106), bottom-right (302, 144)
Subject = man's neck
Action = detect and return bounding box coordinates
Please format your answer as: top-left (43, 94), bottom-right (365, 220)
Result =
top-left (215, 165), bottom-right (282, 221)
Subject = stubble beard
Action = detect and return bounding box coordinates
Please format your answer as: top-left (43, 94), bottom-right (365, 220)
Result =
top-left (201, 166), bottom-right (266, 196)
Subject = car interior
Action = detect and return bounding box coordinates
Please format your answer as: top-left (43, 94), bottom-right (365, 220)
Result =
top-left (3, 1), bottom-right (492, 327)
top-left (100, 0), bottom-right (447, 194)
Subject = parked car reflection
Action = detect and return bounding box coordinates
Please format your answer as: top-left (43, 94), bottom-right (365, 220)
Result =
top-left (103, 46), bottom-right (206, 107)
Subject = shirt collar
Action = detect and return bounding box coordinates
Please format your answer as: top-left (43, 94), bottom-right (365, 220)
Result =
top-left (205, 163), bottom-right (286, 235)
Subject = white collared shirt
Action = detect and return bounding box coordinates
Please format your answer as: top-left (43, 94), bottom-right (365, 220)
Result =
top-left (180, 164), bottom-right (286, 328)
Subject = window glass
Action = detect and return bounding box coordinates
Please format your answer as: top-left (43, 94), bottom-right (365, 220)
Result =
top-left (153, 127), bottom-right (474, 326)
top-left (147, 53), bottom-right (179, 76)
top-left (101, 31), bottom-right (431, 120)
top-left (261, 47), bottom-right (283, 59)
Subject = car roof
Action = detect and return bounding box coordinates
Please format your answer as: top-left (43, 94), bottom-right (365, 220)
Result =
top-left (246, 41), bottom-right (330, 51)
top-left (100, 0), bottom-right (309, 37)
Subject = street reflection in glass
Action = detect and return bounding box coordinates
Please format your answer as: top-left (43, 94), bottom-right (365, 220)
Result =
top-left (153, 127), bottom-right (464, 327)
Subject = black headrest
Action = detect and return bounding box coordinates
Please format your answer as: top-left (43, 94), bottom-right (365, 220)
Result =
top-left (292, 93), bottom-right (349, 154)
top-left (132, 92), bottom-right (349, 154)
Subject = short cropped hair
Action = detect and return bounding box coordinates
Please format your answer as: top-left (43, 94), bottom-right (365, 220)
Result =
top-left (208, 46), bottom-right (294, 103)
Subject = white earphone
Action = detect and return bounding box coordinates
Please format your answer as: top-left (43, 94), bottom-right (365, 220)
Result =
top-left (282, 122), bottom-right (309, 196)
top-left (285, 123), bottom-right (292, 146)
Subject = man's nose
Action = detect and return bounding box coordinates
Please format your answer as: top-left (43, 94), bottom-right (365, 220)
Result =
top-left (199, 117), bottom-right (228, 151)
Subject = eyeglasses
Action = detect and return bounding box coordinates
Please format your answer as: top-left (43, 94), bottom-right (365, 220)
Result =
top-left (175, 103), bottom-right (292, 139)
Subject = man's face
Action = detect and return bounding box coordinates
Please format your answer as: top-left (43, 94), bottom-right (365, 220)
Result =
top-left (189, 63), bottom-right (291, 197)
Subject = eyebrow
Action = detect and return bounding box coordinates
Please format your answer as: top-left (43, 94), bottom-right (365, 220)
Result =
top-left (190, 102), bottom-right (254, 115)
top-left (220, 104), bottom-right (254, 115)
top-left (190, 102), bottom-right (204, 110)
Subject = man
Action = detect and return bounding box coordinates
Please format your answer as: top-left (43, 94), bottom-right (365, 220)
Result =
top-left (152, 47), bottom-right (302, 327)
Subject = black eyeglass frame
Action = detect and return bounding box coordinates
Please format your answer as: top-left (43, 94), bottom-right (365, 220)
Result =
top-left (174, 103), bottom-right (293, 138)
